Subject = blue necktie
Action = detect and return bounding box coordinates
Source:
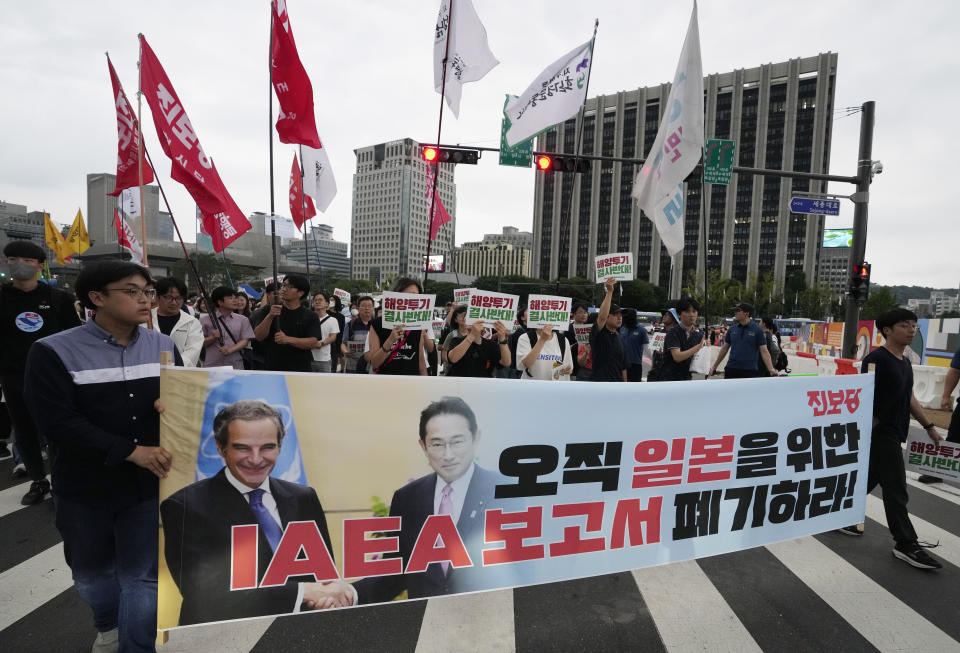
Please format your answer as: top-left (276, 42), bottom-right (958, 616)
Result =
top-left (248, 488), bottom-right (283, 552)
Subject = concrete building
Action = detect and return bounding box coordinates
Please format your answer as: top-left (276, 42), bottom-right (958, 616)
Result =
top-left (351, 138), bottom-right (456, 282)
top-left (284, 224), bottom-right (351, 277)
top-left (531, 53), bottom-right (837, 297)
top-left (455, 242), bottom-right (531, 278)
top-left (461, 226), bottom-right (533, 250)
top-left (817, 246), bottom-right (850, 295)
top-left (86, 173), bottom-right (174, 246)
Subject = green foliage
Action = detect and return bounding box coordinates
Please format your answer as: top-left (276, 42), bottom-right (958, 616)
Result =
top-left (860, 286), bottom-right (901, 320)
top-left (424, 280), bottom-right (458, 305)
top-left (370, 496), bottom-right (389, 518)
top-left (796, 283), bottom-right (835, 320)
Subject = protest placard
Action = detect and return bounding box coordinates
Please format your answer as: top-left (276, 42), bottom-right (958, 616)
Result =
top-left (690, 343), bottom-right (712, 375)
top-left (905, 430), bottom-right (960, 482)
top-left (157, 369), bottom-right (872, 631)
top-left (466, 289), bottom-right (519, 326)
top-left (380, 292), bottom-right (436, 330)
top-left (573, 324), bottom-right (591, 346)
top-left (454, 288), bottom-right (471, 305)
top-left (432, 319), bottom-right (445, 341)
top-left (650, 331), bottom-right (667, 352)
top-left (595, 252), bottom-right (634, 283)
top-left (262, 273), bottom-right (286, 286)
top-left (333, 288), bottom-right (351, 306)
top-left (527, 294), bottom-right (572, 331)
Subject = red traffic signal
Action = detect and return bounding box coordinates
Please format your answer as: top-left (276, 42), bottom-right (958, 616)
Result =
top-left (420, 146), bottom-right (479, 165)
top-left (536, 155), bottom-right (553, 170)
top-left (852, 262), bottom-right (871, 280)
top-left (422, 146), bottom-right (440, 162)
top-left (534, 153), bottom-right (590, 173)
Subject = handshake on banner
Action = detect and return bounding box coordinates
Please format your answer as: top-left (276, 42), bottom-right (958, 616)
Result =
top-left (302, 579), bottom-right (355, 610)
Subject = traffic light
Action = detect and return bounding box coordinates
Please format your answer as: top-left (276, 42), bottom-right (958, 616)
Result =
top-left (535, 154), bottom-right (591, 173)
top-left (849, 262), bottom-right (871, 303)
top-left (420, 146), bottom-right (479, 165)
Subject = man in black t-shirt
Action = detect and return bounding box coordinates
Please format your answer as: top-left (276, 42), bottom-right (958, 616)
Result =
top-left (658, 297), bottom-right (705, 382)
top-left (589, 277), bottom-right (627, 382)
top-left (0, 240), bottom-right (81, 504)
top-left (844, 308), bottom-right (945, 570)
top-left (252, 275), bottom-right (321, 372)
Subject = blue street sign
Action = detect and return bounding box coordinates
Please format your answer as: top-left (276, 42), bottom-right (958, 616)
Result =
top-left (790, 197), bottom-right (841, 216)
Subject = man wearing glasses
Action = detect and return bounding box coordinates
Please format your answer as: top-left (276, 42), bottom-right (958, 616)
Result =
top-left (149, 276), bottom-right (203, 366)
top-left (24, 261), bottom-right (181, 652)
top-left (352, 396), bottom-right (502, 604)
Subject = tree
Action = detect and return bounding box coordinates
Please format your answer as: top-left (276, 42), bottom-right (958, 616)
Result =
top-left (796, 283), bottom-right (834, 320)
top-left (860, 286), bottom-right (900, 320)
top-left (424, 280), bottom-right (457, 305)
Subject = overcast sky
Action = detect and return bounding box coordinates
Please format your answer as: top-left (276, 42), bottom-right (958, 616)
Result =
top-left (1, 1), bottom-right (957, 288)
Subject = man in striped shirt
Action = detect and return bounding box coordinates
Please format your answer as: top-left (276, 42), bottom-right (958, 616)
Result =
top-left (25, 261), bottom-right (180, 653)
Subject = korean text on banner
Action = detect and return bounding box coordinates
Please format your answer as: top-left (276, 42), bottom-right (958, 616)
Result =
top-left (138, 35), bottom-right (251, 252)
top-left (333, 288), bottom-right (351, 305)
top-left (527, 294), bottom-right (572, 332)
top-left (271, 0), bottom-right (322, 148)
top-left (573, 325), bottom-right (591, 347)
top-left (504, 40), bottom-right (592, 147)
top-left (905, 430), bottom-right (960, 482)
top-left (433, 0), bottom-right (499, 118)
top-left (465, 289), bottom-right (519, 326)
top-left (106, 56), bottom-right (153, 196)
top-left (595, 252), bottom-right (634, 283)
top-left (380, 292), bottom-right (436, 331)
top-left (630, 2), bottom-right (703, 257)
top-left (454, 288), bottom-right (472, 305)
top-left (156, 369), bottom-right (873, 630)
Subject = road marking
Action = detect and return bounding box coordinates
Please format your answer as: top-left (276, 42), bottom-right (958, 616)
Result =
top-left (415, 589), bottom-right (515, 653)
top-left (162, 616), bottom-right (276, 652)
top-left (767, 536), bottom-right (957, 652)
top-left (0, 481), bottom-right (39, 519)
top-left (905, 472), bottom-right (960, 506)
top-left (632, 561), bottom-right (762, 653)
top-left (865, 494), bottom-right (960, 568)
top-left (0, 544), bottom-right (71, 631)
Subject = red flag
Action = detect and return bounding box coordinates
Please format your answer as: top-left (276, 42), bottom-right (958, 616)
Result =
top-left (271, 0), bottom-right (322, 148)
top-left (289, 154), bottom-right (317, 231)
top-left (107, 56), bottom-right (153, 196)
top-left (138, 35), bottom-right (251, 252)
top-left (425, 164), bottom-right (451, 241)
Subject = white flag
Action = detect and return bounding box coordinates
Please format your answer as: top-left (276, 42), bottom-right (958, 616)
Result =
top-left (300, 145), bottom-right (337, 212)
top-left (434, 0), bottom-right (499, 118)
top-left (115, 210), bottom-right (144, 266)
top-left (120, 187), bottom-right (140, 218)
top-left (504, 39), bottom-right (593, 147)
top-left (631, 2), bottom-right (704, 257)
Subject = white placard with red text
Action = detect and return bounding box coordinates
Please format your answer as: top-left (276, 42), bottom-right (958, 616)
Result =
top-left (527, 295), bottom-right (572, 332)
top-left (380, 292), bottom-right (436, 331)
top-left (595, 252), bottom-right (635, 283)
top-left (465, 289), bottom-right (519, 326)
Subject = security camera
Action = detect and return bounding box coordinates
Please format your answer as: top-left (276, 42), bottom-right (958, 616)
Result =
top-left (871, 161), bottom-right (883, 175)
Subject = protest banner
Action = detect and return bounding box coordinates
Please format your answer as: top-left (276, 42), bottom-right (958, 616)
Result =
top-left (527, 295), bottom-right (572, 332)
top-left (466, 289), bottom-right (519, 326)
top-left (905, 430), bottom-right (960, 482)
top-left (333, 288), bottom-right (351, 306)
top-left (263, 274), bottom-right (286, 286)
top-left (157, 369), bottom-right (872, 630)
top-left (380, 292), bottom-right (436, 330)
top-left (454, 288), bottom-right (471, 305)
top-left (650, 331), bottom-right (667, 352)
top-left (690, 344), bottom-right (712, 375)
top-left (595, 252), bottom-right (634, 283)
top-left (432, 319), bottom-right (445, 341)
top-left (573, 324), bottom-right (591, 347)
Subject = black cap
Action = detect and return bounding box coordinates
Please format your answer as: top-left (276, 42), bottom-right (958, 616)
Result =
top-left (609, 303), bottom-right (622, 314)
top-left (3, 240), bottom-right (45, 262)
top-left (733, 302), bottom-right (754, 315)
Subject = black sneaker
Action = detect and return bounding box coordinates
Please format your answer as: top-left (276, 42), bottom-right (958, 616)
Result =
top-left (837, 525), bottom-right (863, 536)
top-left (917, 475), bottom-right (943, 484)
top-left (893, 542), bottom-right (943, 570)
top-left (21, 479), bottom-right (50, 505)
top-left (0, 442), bottom-right (10, 459)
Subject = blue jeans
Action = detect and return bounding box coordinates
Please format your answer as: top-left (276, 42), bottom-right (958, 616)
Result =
top-left (55, 496), bottom-right (158, 652)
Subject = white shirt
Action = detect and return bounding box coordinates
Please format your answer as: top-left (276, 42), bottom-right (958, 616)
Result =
top-left (516, 332), bottom-right (573, 381)
top-left (432, 462), bottom-right (476, 525)
top-left (311, 313), bottom-right (341, 362)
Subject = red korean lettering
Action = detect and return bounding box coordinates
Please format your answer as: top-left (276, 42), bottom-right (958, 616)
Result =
top-left (548, 502), bottom-right (606, 557)
top-left (483, 507), bottom-right (544, 565)
top-left (610, 497), bottom-right (662, 548)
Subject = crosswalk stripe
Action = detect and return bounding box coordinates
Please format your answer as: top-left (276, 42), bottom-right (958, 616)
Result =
top-left (906, 472), bottom-right (960, 506)
top-left (162, 617), bottom-right (276, 652)
top-left (865, 494), bottom-right (960, 568)
top-left (414, 589), bottom-right (515, 653)
top-left (631, 561), bottom-right (761, 653)
top-left (0, 544), bottom-right (72, 631)
top-left (766, 536), bottom-right (957, 651)
top-left (0, 481), bottom-right (31, 519)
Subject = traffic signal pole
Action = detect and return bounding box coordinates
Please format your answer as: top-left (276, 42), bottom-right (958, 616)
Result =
top-left (842, 101), bottom-right (875, 359)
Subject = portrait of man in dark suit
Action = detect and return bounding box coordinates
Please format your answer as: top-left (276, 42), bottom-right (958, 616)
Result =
top-left (160, 399), bottom-right (348, 625)
top-left (353, 396), bottom-right (508, 604)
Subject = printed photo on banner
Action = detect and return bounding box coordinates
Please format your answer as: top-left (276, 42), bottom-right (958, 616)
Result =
top-left (905, 430), bottom-right (960, 482)
top-left (595, 252), bottom-right (634, 283)
top-left (526, 294), bottom-right (572, 331)
top-left (380, 291), bottom-right (436, 330)
top-left (573, 324), bottom-right (592, 347)
top-left (157, 368), bottom-right (873, 631)
top-left (454, 288), bottom-right (471, 305)
top-left (466, 289), bottom-right (519, 326)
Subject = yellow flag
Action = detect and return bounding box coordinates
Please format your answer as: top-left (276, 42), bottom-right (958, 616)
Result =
top-left (63, 209), bottom-right (91, 258)
top-left (43, 213), bottom-right (68, 265)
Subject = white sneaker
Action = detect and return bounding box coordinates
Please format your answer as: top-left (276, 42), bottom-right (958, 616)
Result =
top-left (91, 628), bottom-right (119, 653)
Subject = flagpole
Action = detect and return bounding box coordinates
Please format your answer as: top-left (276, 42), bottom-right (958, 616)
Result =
top-left (568, 20), bottom-right (599, 279)
top-left (424, 0), bottom-right (456, 289)
top-left (701, 165), bottom-right (708, 328)
top-left (299, 146), bottom-right (310, 282)
top-left (136, 45), bottom-right (149, 268)
top-left (268, 3), bottom-right (279, 303)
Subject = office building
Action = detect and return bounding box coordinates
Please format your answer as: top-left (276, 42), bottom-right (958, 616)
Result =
top-left (455, 242), bottom-right (531, 278)
top-left (351, 138), bottom-right (456, 281)
top-left (284, 224), bottom-right (350, 277)
top-left (460, 226), bottom-right (533, 251)
top-left (531, 53), bottom-right (837, 297)
top-left (86, 173), bottom-right (174, 245)
top-left (817, 228), bottom-right (851, 295)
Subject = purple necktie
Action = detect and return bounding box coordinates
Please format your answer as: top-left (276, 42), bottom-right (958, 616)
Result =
top-left (438, 484), bottom-right (453, 574)
top-left (248, 488), bottom-right (283, 552)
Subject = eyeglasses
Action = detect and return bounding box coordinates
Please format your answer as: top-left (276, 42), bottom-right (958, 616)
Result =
top-left (100, 287), bottom-right (157, 300)
top-left (426, 439), bottom-right (470, 454)
top-left (159, 294), bottom-right (183, 302)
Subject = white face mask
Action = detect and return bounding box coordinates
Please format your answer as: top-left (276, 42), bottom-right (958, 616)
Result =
top-left (350, 309), bottom-right (359, 317)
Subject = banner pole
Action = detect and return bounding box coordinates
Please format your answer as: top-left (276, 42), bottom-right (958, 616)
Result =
top-left (136, 44), bottom-right (149, 267)
top-left (424, 0), bottom-right (456, 289)
top-left (268, 3), bottom-right (279, 303)
top-left (567, 20), bottom-right (598, 280)
top-left (299, 146), bottom-right (310, 282)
